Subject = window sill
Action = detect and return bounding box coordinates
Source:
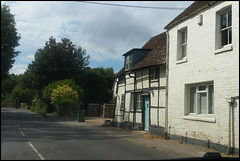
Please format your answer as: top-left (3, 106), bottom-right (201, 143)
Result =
top-left (176, 57), bottom-right (187, 64)
top-left (183, 115), bottom-right (216, 123)
top-left (214, 45), bottom-right (232, 55)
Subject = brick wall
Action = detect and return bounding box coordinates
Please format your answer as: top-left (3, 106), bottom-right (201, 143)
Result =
top-left (167, 1), bottom-right (239, 152)
top-left (87, 103), bottom-right (100, 117)
top-left (103, 104), bottom-right (114, 118)
top-left (57, 105), bottom-right (80, 117)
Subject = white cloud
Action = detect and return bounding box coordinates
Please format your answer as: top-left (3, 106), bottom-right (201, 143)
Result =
top-left (3, 1), bottom-right (193, 74)
top-left (9, 63), bottom-right (28, 75)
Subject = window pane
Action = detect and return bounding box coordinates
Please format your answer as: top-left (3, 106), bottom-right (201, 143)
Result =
top-left (125, 56), bottom-right (129, 70)
top-left (228, 10), bottom-right (232, 27)
top-left (155, 68), bottom-right (158, 79)
top-left (221, 30), bottom-right (228, 46)
top-left (151, 69), bottom-right (154, 80)
top-left (229, 28), bottom-right (232, 44)
top-left (129, 54), bottom-right (133, 61)
top-left (200, 93), bottom-right (207, 114)
top-left (182, 45), bottom-right (186, 58)
top-left (131, 93), bottom-right (134, 110)
top-left (121, 95), bottom-right (125, 110)
top-left (209, 85), bottom-right (214, 114)
top-left (129, 55), bottom-right (133, 69)
top-left (221, 12), bottom-right (227, 29)
top-left (190, 87), bottom-right (196, 113)
top-left (136, 94), bottom-right (142, 111)
top-left (181, 31), bottom-right (186, 43)
top-left (198, 86), bottom-right (206, 91)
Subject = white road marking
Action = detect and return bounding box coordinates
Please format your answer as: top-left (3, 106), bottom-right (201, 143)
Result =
top-left (28, 142), bottom-right (45, 160)
top-left (20, 131), bottom-right (25, 136)
top-left (19, 128), bottom-right (25, 136)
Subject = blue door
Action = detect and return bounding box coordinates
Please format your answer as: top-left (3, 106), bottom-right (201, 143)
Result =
top-left (144, 96), bottom-right (150, 131)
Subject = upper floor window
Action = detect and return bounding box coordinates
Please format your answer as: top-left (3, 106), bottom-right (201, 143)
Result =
top-left (220, 9), bottom-right (232, 46)
top-left (150, 67), bottom-right (158, 81)
top-left (215, 6), bottom-right (232, 52)
top-left (177, 27), bottom-right (187, 60)
top-left (125, 54), bottom-right (133, 71)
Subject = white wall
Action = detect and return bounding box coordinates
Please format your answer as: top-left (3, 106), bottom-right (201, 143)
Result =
top-left (114, 66), bottom-right (166, 128)
top-left (168, 1), bottom-right (239, 149)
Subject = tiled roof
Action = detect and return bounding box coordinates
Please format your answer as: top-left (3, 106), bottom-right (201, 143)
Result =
top-left (114, 67), bottom-right (125, 78)
top-left (164, 1), bottom-right (218, 29)
top-left (131, 32), bottom-right (166, 71)
top-left (115, 32), bottom-right (166, 78)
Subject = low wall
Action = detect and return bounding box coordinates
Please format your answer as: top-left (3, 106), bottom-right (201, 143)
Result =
top-left (57, 105), bottom-right (80, 117)
top-left (87, 104), bottom-right (100, 117)
top-left (103, 104), bottom-right (114, 118)
top-left (87, 103), bottom-right (115, 118)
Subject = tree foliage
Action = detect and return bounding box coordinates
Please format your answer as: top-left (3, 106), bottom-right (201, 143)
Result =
top-left (10, 83), bottom-right (35, 108)
top-left (80, 67), bottom-right (115, 105)
top-left (22, 37), bottom-right (90, 91)
top-left (1, 3), bottom-right (21, 82)
top-left (1, 74), bottom-right (22, 96)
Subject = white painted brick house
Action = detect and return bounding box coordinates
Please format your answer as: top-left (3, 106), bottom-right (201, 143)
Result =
top-left (164, 1), bottom-right (239, 154)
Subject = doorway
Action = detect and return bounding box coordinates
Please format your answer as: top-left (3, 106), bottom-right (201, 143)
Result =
top-left (143, 95), bottom-right (150, 131)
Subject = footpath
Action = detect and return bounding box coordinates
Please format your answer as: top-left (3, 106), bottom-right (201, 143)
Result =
top-left (45, 113), bottom-right (239, 159)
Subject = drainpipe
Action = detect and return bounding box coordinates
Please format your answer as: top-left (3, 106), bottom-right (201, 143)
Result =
top-left (164, 30), bottom-right (169, 139)
top-left (158, 65), bottom-right (160, 127)
top-left (112, 78), bottom-right (119, 123)
top-left (227, 96), bottom-right (239, 155)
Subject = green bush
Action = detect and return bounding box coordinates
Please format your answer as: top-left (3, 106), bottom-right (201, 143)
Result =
top-left (50, 84), bottom-right (79, 107)
top-left (10, 83), bottom-right (35, 108)
top-left (31, 99), bottom-right (47, 114)
top-left (42, 79), bottom-right (84, 112)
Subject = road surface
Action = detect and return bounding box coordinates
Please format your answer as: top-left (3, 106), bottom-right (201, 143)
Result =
top-left (1, 108), bottom-right (174, 160)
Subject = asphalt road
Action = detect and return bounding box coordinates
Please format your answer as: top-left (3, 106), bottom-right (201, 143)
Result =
top-left (1, 108), bottom-right (174, 160)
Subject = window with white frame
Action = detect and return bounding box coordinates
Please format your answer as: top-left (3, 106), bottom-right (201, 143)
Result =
top-left (136, 93), bottom-right (142, 111)
top-left (188, 83), bottom-right (214, 115)
top-left (220, 8), bottom-right (232, 47)
top-left (177, 27), bottom-right (187, 60)
top-left (150, 67), bottom-right (158, 81)
top-left (120, 94), bottom-right (125, 110)
top-left (125, 54), bottom-right (133, 71)
top-left (216, 6), bottom-right (232, 50)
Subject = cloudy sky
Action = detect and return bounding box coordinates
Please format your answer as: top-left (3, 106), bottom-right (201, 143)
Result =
top-left (3, 1), bottom-right (193, 74)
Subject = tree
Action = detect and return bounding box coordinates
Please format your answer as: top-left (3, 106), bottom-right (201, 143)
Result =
top-left (1, 74), bottom-right (22, 96)
top-left (1, 3), bottom-right (21, 82)
top-left (81, 67), bottom-right (115, 106)
top-left (22, 37), bottom-right (89, 91)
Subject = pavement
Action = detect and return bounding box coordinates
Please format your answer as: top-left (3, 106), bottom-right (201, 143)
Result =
top-left (44, 113), bottom-right (239, 159)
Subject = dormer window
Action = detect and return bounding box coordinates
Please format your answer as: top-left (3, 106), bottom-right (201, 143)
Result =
top-left (125, 54), bottom-right (133, 71)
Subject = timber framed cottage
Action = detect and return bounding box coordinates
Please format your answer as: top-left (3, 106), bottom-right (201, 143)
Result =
top-left (165, 1), bottom-right (239, 155)
top-left (113, 32), bottom-right (166, 135)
